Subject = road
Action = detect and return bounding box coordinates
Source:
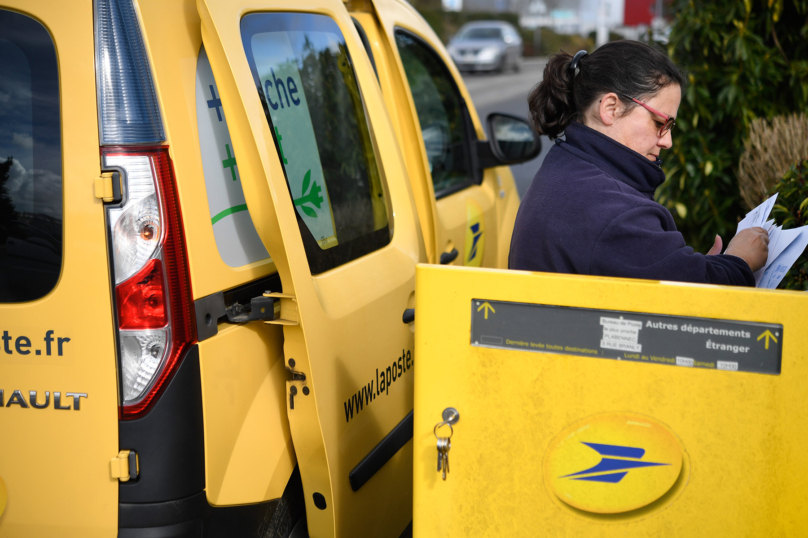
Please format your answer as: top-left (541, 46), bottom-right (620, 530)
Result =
top-left (462, 57), bottom-right (550, 197)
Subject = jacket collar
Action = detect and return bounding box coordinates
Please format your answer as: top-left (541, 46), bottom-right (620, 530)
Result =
top-left (558, 121), bottom-right (666, 196)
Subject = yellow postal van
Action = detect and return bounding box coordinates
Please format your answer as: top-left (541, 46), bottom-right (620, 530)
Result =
top-left (0, 0), bottom-right (539, 536)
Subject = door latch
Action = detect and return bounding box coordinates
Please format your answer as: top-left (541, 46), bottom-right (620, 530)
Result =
top-left (225, 295), bottom-right (277, 323)
top-left (110, 450), bottom-right (139, 482)
top-left (264, 293), bottom-right (298, 326)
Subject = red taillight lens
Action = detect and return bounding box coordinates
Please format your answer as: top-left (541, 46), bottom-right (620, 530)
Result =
top-left (104, 146), bottom-right (196, 420)
top-left (117, 259), bottom-right (168, 329)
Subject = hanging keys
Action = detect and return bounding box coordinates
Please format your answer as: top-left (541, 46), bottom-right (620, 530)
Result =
top-left (433, 408), bottom-right (459, 481)
top-left (441, 437), bottom-right (451, 480)
top-left (437, 436), bottom-right (444, 473)
top-left (435, 434), bottom-right (451, 480)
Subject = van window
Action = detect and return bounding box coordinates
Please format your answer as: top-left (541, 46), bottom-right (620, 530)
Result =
top-left (0, 10), bottom-right (62, 303)
top-left (394, 30), bottom-right (472, 198)
top-left (241, 13), bottom-right (390, 275)
top-left (195, 46), bottom-right (270, 267)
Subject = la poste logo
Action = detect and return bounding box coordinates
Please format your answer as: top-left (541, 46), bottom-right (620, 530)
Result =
top-left (544, 413), bottom-right (684, 514)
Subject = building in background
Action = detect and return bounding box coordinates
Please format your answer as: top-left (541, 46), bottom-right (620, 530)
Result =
top-left (518, 0), bottom-right (668, 46)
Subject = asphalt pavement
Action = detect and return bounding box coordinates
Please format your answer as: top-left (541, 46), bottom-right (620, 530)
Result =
top-left (462, 57), bottom-right (551, 197)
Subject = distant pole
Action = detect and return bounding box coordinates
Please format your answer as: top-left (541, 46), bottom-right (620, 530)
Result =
top-left (596, 0), bottom-right (609, 48)
top-left (533, 26), bottom-right (541, 56)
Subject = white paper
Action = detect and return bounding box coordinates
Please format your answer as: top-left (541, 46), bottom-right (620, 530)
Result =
top-left (758, 227), bottom-right (808, 289)
top-left (752, 225), bottom-right (783, 286)
top-left (737, 193), bottom-right (778, 233)
top-left (735, 194), bottom-right (808, 288)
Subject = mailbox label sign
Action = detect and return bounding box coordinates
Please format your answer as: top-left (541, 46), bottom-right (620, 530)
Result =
top-left (471, 300), bottom-right (782, 375)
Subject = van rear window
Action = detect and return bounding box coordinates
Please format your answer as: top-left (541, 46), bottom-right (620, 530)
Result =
top-left (241, 13), bottom-right (391, 274)
top-left (0, 10), bottom-right (62, 302)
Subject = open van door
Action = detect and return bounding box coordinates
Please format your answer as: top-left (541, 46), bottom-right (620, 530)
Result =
top-left (414, 265), bottom-right (808, 536)
top-left (350, 0), bottom-right (521, 269)
top-left (198, 0), bottom-right (421, 536)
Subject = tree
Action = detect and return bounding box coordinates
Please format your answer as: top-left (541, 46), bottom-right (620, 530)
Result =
top-left (658, 0), bottom-right (808, 252)
top-left (0, 157), bottom-right (17, 244)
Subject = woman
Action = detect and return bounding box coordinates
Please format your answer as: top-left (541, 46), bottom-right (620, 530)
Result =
top-left (509, 42), bottom-right (768, 285)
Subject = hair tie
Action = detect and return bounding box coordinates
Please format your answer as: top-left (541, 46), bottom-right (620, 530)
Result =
top-left (569, 50), bottom-right (588, 74)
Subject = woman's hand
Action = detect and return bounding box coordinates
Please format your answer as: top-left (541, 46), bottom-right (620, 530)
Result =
top-left (706, 234), bottom-right (723, 256)
top-left (724, 227), bottom-right (769, 272)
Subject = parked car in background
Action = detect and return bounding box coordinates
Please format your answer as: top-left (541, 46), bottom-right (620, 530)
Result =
top-left (447, 21), bottom-right (523, 73)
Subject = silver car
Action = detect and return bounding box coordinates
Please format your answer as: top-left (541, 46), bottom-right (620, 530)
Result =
top-left (448, 21), bottom-right (523, 73)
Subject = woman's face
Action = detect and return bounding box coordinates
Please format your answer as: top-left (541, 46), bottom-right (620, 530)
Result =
top-left (592, 84), bottom-right (682, 161)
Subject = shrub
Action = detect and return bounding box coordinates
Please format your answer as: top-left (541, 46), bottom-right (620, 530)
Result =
top-left (768, 160), bottom-right (808, 290)
top-left (738, 113), bottom-right (808, 210)
top-left (528, 28), bottom-right (593, 57)
top-left (658, 0), bottom-right (808, 252)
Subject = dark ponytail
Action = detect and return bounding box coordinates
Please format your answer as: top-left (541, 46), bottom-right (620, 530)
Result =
top-left (528, 41), bottom-right (686, 140)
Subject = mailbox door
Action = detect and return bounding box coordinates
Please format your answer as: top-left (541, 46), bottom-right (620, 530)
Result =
top-left (414, 265), bottom-right (808, 536)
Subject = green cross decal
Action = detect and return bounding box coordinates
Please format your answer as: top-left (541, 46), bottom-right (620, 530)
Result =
top-left (293, 170), bottom-right (323, 218)
top-left (222, 144), bottom-right (237, 181)
top-left (275, 127), bottom-right (288, 165)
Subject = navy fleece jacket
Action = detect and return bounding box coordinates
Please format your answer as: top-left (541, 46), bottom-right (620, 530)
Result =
top-left (509, 122), bottom-right (754, 286)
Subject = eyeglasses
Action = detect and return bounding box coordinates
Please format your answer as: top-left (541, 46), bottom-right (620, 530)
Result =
top-left (626, 96), bottom-right (676, 137)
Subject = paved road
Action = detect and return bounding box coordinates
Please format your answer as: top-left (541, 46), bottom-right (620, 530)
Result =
top-left (463, 58), bottom-right (551, 197)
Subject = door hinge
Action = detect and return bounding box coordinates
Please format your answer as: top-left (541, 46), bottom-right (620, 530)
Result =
top-left (94, 171), bottom-right (122, 203)
top-left (264, 293), bottom-right (298, 326)
top-left (110, 450), bottom-right (139, 482)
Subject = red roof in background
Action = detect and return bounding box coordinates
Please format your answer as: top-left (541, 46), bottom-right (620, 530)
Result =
top-left (624, 0), bottom-right (656, 26)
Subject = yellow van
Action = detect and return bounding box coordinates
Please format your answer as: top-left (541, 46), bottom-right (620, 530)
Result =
top-left (0, 0), bottom-right (539, 536)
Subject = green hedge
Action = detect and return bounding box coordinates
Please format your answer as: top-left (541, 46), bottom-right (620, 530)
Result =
top-left (658, 0), bottom-right (808, 252)
top-left (527, 28), bottom-right (594, 57)
top-left (768, 160), bottom-right (808, 290)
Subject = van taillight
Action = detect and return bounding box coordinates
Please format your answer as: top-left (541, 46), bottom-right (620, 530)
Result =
top-left (104, 147), bottom-right (196, 419)
top-left (116, 259), bottom-right (167, 329)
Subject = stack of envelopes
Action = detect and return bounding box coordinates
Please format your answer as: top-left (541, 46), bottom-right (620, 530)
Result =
top-left (736, 193), bottom-right (808, 289)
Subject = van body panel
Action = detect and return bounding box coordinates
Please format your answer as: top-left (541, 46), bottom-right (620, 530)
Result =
top-left (0, 1), bottom-right (118, 536)
top-left (198, 0), bottom-right (420, 536)
top-left (198, 322), bottom-right (294, 505)
top-left (493, 167), bottom-right (520, 268)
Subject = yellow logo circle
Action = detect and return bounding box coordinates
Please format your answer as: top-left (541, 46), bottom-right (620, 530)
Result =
top-left (0, 475), bottom-right (6, 518)
top-left (544, 413), bottom-right (683, 514)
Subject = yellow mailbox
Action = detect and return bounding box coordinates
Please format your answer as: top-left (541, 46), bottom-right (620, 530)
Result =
top-left (414, 264), bottom-right (807, 536)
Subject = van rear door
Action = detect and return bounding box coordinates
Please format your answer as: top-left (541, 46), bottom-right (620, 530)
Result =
top-left (0, 2), bottom-right (119, 536)
top-left (198, 0), bottom-right (422, 536)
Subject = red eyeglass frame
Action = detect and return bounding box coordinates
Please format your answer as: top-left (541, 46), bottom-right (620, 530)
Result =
top-left (626, 96), bottom-right (676, 137)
